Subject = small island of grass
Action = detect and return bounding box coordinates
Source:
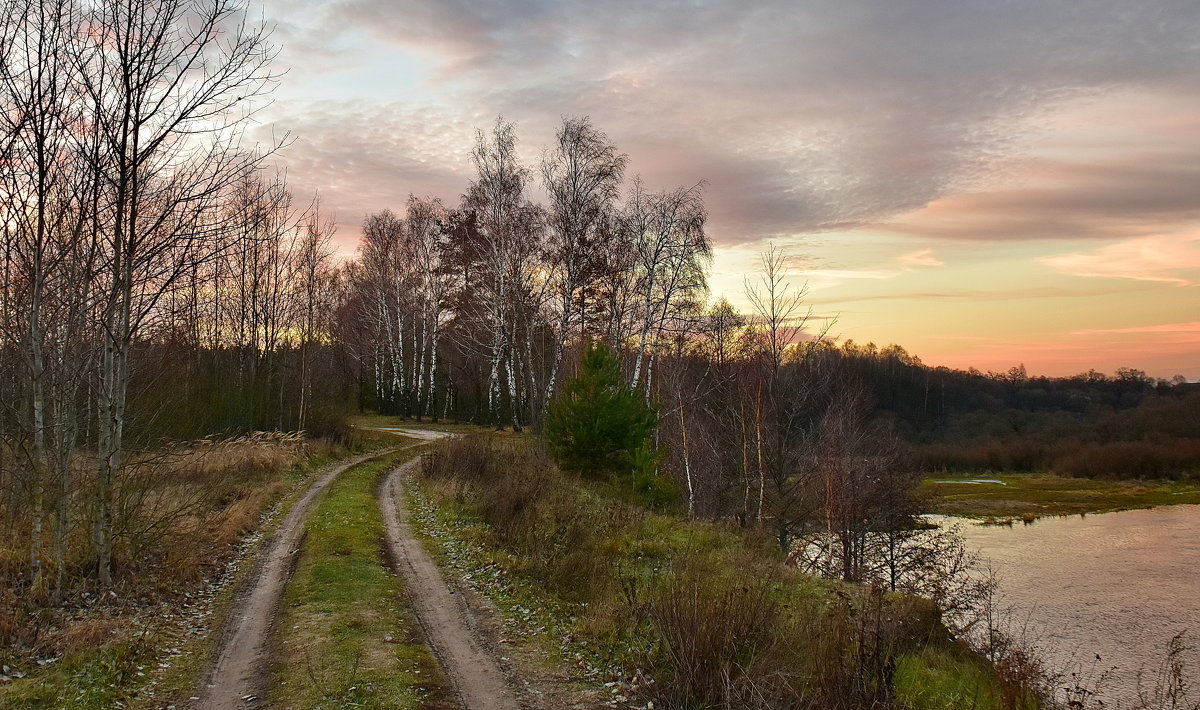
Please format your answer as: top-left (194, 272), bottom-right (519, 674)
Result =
top-left (920, 473), bottom-right (1200, 522)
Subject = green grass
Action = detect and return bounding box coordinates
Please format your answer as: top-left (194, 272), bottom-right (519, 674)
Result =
top-left (0, 638), bottom-right (151, 710)
top-left (896, 647), bottom-right (1010, 710)
top-left (268, 449), bottom-right (452, 709)
top-left (921, 473), bottom-right (1200, 521)
top-left (406, 484), bottom-right (602, 702)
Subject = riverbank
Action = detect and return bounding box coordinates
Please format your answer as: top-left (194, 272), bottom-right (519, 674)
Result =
top-left (920, 473), bottom-right (1200, 523)
top-left (412, 432), bottom-right (1028, 709)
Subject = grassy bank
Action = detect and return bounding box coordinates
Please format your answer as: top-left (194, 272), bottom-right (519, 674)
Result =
top-left (921, 473), bottom-right (1200, 521)
top-left (0, 432), bottom-right (386, 709)
top-left (267, 447), bottom-right (452, 709)
top-left (411, 433), bottom-right (1029, 710)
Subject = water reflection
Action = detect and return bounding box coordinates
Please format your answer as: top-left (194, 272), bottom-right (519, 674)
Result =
top-left (945, 505), bottom-right (1200, 705)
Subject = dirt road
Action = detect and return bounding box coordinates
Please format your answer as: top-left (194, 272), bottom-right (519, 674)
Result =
top-left (192, 447), bottom-right (401, 710)
top-left (380, 453), bottom-right (526, 710)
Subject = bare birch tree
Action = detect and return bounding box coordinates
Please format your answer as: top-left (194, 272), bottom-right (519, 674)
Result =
top-left (626, 181), bottom-right (709, 389)
top-left (465, 117), bottom-right (542, 431)
top-left (541, 116), bottom-right (626, 410)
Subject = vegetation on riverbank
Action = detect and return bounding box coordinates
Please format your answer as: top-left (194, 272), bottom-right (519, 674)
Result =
top-left (920, 473), bottom-right (1200, 522)
top-left (413, 433), bottom-right (1034, 710)
top-left (268, 447), bottom-right (452, 709)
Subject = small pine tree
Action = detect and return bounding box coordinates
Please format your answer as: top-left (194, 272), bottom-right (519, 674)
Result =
top-left (545, 341), bottom-right (658, 481)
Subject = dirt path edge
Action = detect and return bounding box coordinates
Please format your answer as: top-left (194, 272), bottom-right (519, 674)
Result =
top-left (380, 455), bottom-right (527, 710)
top-left (192, 447), bottom-right (403, 710)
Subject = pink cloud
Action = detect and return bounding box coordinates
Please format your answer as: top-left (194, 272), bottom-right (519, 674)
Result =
top-left (1038, 234), bottom-right (1200, 285)
top-left (897, 249), bottom-right (944, 267)
top-left (1072, 321), bottom-right (1200, 335)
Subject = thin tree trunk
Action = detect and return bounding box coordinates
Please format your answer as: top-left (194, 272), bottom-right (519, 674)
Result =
top-left (415, 310), bottom-right (427, 421)
top-left (679, 405), bottom-right (693, 519)
top-left (505, 345), bottom-right (522, 432)
top-left (487, 324), bottom-right (504, 430)
top-left (426, 308), bottom-right (440, 422)
top-left (755, 384), bottom-right (765, 524)
top-left (630, 282), bottom-right (657, 387)
top-left (740, 414), bottom-right (751, 527)
top-left (542, 289), bottom-right (573, 416)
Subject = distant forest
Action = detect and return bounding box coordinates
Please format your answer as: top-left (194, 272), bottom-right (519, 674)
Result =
top-left (807, 344), bottom-right (1200, 478)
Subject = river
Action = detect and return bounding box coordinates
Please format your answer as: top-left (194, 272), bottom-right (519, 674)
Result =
top-left (946, 505), bottom-right (1200, 706)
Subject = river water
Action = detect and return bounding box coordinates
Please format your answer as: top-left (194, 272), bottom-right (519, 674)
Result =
top-left (946, 505), bottom-right (1200, 705)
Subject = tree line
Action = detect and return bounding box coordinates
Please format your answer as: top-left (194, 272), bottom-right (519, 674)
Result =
top-left (337, 117), bottom-right (712, 431)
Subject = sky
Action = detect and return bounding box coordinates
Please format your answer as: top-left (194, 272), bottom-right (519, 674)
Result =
top-left (252, 0), bottom-right (1200, 379)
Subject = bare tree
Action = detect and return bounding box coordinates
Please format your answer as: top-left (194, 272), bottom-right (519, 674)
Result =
top-left (403, 194), bottom-right (448, 421)
top-left (625, 181), bottom-right (709, 390)
top-left (0, 0), bottom-right (102, 596)
top-left (465, 117), bottom-right (543, 431)
top-left (701, 297), bottom-right (746, 369)
top-left (744, 245), bottom-right (822, 377)
top-left (78, 0), bottom-right (280, 584)
top-left (294, 196), bottom-right (336, 430)
top-left (541, 116), bottom-right (626, 411)
top-left (357, 209), bottom-right (412, 413)
top-left (741, 245), bottom-right (832, 528)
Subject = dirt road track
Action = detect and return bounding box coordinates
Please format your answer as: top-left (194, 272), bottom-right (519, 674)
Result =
top-left (380, 453), bottom-right (526, 710)
top-left (192, 447), bottom-right (402, 710)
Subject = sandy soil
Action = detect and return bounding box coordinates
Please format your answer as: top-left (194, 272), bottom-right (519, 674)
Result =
top-left (379, 452), bottom-right (528, 710)
top-left (193, 427), bottom-right (533, 709)
top-left (191, 448), bottom-right (402, 710)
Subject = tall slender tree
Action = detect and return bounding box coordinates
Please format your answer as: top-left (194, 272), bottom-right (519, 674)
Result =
top-left (541, 117), bottom-right (626, 411)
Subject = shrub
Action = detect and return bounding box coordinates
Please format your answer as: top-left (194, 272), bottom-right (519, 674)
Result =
top-left (418, 434), bottom-right (987, 710)
top-left (1053, 439), bottom-right (1200, 479)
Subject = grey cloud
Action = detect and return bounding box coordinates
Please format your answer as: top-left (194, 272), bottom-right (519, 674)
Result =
top-left (266, 0), bottom-right (1200, 246)
top-left (877, 153), bottom-right (1200, 241)
top-left (252, 100), bottom-right (477, 247)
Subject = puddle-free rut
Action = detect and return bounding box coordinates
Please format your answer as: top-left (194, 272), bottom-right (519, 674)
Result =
top-left (379, 451), bottom-right (525, 710)
top-left (192, 447), bottom-right (402, 709)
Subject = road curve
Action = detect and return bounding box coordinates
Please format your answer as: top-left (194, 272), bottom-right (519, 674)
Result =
top-left (380, 452), bottom-right (525, 710)
top-left (193, 447), bottom-right (403, 710)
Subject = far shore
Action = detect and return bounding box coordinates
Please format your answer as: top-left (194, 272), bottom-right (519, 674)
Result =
top-left (920, 472), bottom-right (1200, 524)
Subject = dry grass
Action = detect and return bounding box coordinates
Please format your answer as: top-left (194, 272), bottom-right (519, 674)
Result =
top-left (0, 430), bottom-right (348, 704)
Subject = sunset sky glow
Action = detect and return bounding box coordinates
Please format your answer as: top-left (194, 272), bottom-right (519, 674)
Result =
top-left (254, 0), bottom-right (1200, 378)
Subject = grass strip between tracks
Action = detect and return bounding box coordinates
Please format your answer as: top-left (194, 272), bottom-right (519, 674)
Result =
top-left (267, 447), bottom-right (453, 709)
